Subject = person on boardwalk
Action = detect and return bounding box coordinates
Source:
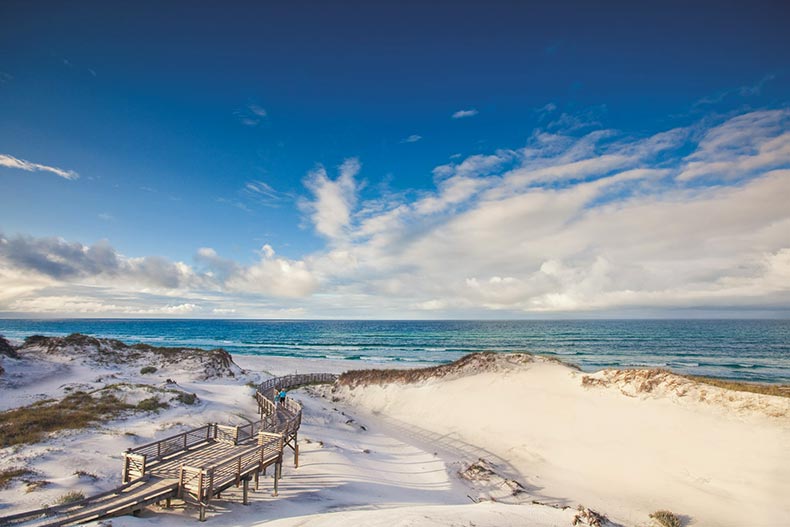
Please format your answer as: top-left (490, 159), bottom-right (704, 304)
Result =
top-left (278, 388), bottom-right (287, 404)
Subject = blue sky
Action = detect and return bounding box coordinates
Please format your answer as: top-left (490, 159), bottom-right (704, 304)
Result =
top-left (1, 1), bottom-right (789, 318)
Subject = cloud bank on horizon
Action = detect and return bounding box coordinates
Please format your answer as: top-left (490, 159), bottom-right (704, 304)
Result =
top-left (2, 107), bottom-right (789, 318)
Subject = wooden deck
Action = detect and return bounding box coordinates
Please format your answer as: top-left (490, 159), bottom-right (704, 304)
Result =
top-left (0, 372), bottom-right (338, 526)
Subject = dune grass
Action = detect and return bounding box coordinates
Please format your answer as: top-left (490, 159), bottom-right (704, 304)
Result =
top-left (0, 467), bottom-right (32, 489)
top-left (0, 391), bottom-right (134, 448)
top-left (681, 375), bottom-right (790, 398)
top-left (56, 490), bottom-right (86, 504)
top-left (339, 351), bottom-right (790, 399)
top-left (650, 510), bottom-right (682, 527)
top-left (135, 396), bottom-right (169, 412)
top-left (337, 352), bottom-right (534, 387)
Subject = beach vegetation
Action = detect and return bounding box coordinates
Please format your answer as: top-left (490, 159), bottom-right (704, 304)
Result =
top-left (56, 490), bottom-right (85, 504)
top-left (175, 392), bottom-right (198, 405)
top-left (583, 368), bottom-right (790, 399)
top-left (140, 366), bottom-right (157, 374)
top-left (20, 334), bottom-right (239, 379)
top-left (337, 352), bottom-right (535, 387)
top-left (24, 480), bottom-right (49, 492)
top-left (683, 375), bottom-right (790, 398)
top-left (0, 391), bottom-right (134, 448)
top-left (572, 505), bottom-right (608, 527)
top-left (650, 510), bottom-right (682, 527)
top-left (136, 397), bottom-right (168, 412)
top-left (0, 336), bottom-right (19, 358)
top-left (0, 467), bottom-right (32, 489)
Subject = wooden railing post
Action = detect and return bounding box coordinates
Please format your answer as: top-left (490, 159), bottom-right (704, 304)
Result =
top-left (294, 432), bottom-right (299, 468)
top-left (273, 457), bottom-right (280, 497)
top-left (122, 452), bottom-right (129, 483)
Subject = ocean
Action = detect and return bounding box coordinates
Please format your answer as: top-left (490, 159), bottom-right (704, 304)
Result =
top-left (0, 319), bottom-right (788, 383)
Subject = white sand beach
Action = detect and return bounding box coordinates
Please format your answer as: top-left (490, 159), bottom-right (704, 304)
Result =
top-left (1, 338), bottom-right (788, 527)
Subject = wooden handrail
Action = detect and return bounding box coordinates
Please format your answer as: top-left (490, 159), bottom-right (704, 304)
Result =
top-left (1, 373), bottom-right (339, 525)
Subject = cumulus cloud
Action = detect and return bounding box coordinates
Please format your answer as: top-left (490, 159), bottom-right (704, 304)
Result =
top-left (226, 249), bottom-right (318, 298)
top-left (0, 154), bottom-right (79, 180)
top-left (301, 158), bottom-right (361, 240)
top-left (297, 108), bottom-right (790, 316)
top-left (2, 108), bottom-right (790, 317)
top-left (0, 234), bottom-right (320, 316)
top-left (0, 233), bottom-right (198, 289)
top-left (452, 109), bottom-right (478, 119)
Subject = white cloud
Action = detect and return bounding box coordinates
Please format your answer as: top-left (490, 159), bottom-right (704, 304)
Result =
top-left (301, 158), bottom-right (361, 240)
top-left (236, 103), bottom-right (268, 126)
top-left (248, 104), bottom-right (267, 117)
top-left (452, 109), bottom-right (478, 119)
top-left (2, 108), bottom-right (790, 317)
top-left (677, 109), bottom-right (790, 181)
top-left (0, 154), bottom-right (79, 180)
top-left (401, 134), bottom-right (422, 143)
top-left (226, 248), bottom-right (317, 298)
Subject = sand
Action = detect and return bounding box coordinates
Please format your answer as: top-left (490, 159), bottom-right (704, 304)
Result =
top-left (1, 342), bottom-right (787, 527)
top-left (334, 355), bottom-right (790, 526)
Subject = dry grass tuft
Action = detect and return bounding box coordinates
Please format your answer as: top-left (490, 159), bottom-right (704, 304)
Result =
top-left (0, 467), bottom-right (32, 489)
top-left (584, 368), bottom-right (790, 399)
top-left (572, 505), bottom-right (608, 526)
top-left (337, 352), bottom-right (535, 387)
top-left (682, 375), bottom-right (790, 398)
top-left (650, 510), bottom-right (682, 527)
top-left (56, 490), bottom-right (86, 504)
top-left (0, 391), bottom-right (134, 447)
top-left (135, 397), bottom-right (169, 412)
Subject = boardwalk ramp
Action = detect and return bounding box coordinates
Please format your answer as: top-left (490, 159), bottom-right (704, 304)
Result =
top-left (0, 373), bottom-right (338, 526)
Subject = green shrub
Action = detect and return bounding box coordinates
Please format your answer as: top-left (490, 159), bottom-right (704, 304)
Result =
top-left (140, 366), bottom-right (157, 375)
top-left (175, 392), bottom-right (198, 405)
top-left (136, 397), bottom-right (168, 412)
top-left (650, 510), bottom-right (682, 527)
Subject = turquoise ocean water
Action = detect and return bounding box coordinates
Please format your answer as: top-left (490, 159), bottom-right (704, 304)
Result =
top-left (0, 319), bottom-right (788, 383)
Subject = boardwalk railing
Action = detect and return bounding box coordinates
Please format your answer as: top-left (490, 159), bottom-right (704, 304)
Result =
top-left (123, 424), bottom-right (214, 482)
top-left (3, 372), bottom-right (339, 525)
top-left (178, 432), bottom-right (284, 521)
top-left (255, 373), bottom-right (338, 468)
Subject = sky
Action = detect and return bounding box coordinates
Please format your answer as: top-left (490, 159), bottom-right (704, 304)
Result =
top-left (1, 0), bottom-right (789, 319)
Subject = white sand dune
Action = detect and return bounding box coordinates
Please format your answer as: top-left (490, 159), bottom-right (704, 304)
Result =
top-left (334, 354), bottom-right (790, 526)
top-left (1, 343), bottom-right (787, 527)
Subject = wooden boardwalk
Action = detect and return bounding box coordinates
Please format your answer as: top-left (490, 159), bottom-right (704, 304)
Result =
top-left (0, 373), bottom-right (338, 527)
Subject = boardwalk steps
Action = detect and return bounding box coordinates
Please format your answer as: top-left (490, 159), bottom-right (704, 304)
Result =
top-left (0, 372), bottom-right (338, 526)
